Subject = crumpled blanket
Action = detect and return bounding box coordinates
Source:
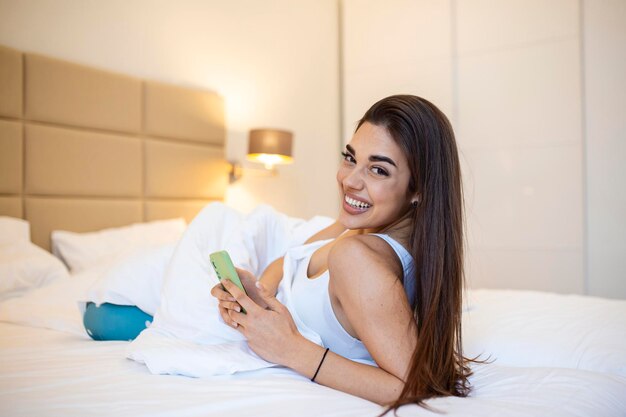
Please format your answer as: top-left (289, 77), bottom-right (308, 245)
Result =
top-left (127, 203), bottom-right (334, 377)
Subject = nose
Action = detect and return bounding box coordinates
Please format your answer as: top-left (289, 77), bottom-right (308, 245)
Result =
top-left (342, 166), bottom-right (364, 190)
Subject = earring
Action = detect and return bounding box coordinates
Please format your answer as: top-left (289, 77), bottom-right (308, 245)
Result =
top-left (411, 200), bottom-right (418, 208)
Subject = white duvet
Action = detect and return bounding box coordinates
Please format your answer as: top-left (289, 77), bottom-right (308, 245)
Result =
top-left (128, 203), bottom-right (338, 376)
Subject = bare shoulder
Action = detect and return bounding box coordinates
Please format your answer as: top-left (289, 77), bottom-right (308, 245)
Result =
top-left (327, 234), bottom-right (416, 379)
top-left (328, 234), bottom-right (403, 283)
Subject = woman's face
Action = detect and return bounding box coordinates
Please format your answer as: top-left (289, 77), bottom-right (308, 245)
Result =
top-left (336, 122), bottom-right (414, 230)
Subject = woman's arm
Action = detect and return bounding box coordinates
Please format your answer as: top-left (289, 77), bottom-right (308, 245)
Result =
top-left (221, 235), bottom-right (417, 405)
top-left (282, 336), bottom-right (406, 405)
top-left (257, 257), bottom-right (284, 296)
top-left (308, 236), bottom-right (417, 403)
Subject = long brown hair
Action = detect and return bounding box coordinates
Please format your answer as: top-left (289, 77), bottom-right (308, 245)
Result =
top-left (356, 95), bottom-right (472, 411)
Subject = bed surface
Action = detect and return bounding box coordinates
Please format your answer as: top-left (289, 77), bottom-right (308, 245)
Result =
top-left (1, 321), bottom-right (624, 417)
top-left (1, 262), bottom-right (624, 417)
top-left (0, 323), bottom-right (379, 417)
top-left (0, 210), bottom-right (625, 416)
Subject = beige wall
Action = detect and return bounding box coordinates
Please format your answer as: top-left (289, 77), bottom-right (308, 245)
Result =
top-left (0, 0), bottom-right (341, 220)
top-left (2, 0), bottom-right (624, 298)
top-left (584, 0), bottom-right (626, 299)
top-left (343, 0), bottom-right (625, 298)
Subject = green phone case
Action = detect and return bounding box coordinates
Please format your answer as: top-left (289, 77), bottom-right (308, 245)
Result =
top-left (209, 250), bottom-right (247, 314)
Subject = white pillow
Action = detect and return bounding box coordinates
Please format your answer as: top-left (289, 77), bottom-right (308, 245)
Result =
top-left (462, 289), bottom-right (626, 378)
top-left (0, 241), bottom-right (70, 301)
top-left (51, 218), bottom-right (186, 273)
top-left (0, 216), bottom-right (30, 245)
top-left (82, 243), bottom-right (176, 316)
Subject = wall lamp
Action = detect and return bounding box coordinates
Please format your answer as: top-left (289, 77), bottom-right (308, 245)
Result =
top-left (230, 128), bottom-right (293, 183)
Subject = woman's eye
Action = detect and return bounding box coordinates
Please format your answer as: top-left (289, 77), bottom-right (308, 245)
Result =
top-left (371, 166), bottom-right (389, 176)
top-left (341, 151), bottom-right (355, 164)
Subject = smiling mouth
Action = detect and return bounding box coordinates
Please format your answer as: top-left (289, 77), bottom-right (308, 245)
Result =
top-left (344, 194), bottom-right (372, 210)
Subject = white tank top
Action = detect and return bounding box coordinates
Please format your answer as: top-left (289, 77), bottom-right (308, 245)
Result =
top-left (289, 233), bottom-right (415, 364)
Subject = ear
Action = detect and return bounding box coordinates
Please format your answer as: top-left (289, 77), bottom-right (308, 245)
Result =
top-left (410, 193), bottom-right (421, 206)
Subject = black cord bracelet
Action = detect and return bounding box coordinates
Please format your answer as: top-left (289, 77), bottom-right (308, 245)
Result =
top-left (311, 347), bottom-right (330, 382)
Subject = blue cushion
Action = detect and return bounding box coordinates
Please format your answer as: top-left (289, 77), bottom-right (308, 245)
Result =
top-left (83, 302), bottom-right (153, 341)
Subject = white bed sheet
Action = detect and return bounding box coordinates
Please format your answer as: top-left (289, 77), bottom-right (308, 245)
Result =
top-left (1, 322), bottom-right (625, 417)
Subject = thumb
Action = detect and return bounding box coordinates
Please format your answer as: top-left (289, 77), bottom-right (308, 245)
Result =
top-left (255, 281), bottom-right (282, 310)
top-left (235, 267), bottom-right (255, 282)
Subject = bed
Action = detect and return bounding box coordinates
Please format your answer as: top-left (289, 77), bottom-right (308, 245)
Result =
top-left (1, 44), bottom-right (625, 417)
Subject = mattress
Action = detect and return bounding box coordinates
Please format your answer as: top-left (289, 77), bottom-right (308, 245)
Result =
top-left (1, 276), bottom-right (625, 417)
top-left (1, 321), bottom-right (624, 417)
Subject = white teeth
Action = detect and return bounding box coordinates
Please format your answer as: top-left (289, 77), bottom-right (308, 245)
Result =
top-left (344, 195), bottom-right (371, 209)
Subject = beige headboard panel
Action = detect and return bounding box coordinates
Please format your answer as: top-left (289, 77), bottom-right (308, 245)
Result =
top-left (0, 44), bottom-right (229, 250)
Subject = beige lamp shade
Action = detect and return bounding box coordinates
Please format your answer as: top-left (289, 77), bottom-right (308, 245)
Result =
top-left (247, 129), bottom-right (293, 169)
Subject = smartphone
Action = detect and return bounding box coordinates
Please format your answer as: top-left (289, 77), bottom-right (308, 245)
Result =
top-left (209, 250), bottom-right (247, 314)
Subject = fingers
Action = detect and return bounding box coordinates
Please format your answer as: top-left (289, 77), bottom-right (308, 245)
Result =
top-left (221, 279), bottom-right (259, 314)
top-left (235, 268), bottom-right (254, 281)
top-left (218, 301), bottom-right (246, 329)
top-left (255, 281), bottom-right (283, 311)
top-left (218, 302), bottom-right (234, 327)
top-left (210, 283), bottom-right (236, 302)
top-left (234, 268), bottom-right (258, 290)
top-left (228, 308), bottom-right (248, 329)
top-left (219, 300), bottom-right (241, 313)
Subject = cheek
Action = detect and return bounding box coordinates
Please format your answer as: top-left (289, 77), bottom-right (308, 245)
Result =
top-left (336, 166), bottom-right (347, 186)
top-left (369, 183), bottom-right (392, 203)
top-left (375, 182), bottom-right (410, 209)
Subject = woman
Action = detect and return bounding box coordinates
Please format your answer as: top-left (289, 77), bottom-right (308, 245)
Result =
top-left (212, 95), bottom-right (472, 410)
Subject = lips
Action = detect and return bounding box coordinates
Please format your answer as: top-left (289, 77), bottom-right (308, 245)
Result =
top-left (343, 194), bottom-right (372, 214)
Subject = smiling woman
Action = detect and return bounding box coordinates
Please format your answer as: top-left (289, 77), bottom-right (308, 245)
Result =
top-left (337, 122), bottom-right (415, 231)
top-left (211, 95), bottom-right (472, 412)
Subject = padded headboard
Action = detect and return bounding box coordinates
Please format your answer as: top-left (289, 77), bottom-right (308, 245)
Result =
top-left (0, 44), bottom-right (229, 250)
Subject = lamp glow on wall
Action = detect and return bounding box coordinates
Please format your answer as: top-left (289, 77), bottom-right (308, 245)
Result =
top-left (230, 128), bottom-right (294, 183)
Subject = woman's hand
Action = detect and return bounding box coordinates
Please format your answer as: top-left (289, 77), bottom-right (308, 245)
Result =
top-left (211, 281), bottom-right (242, 324)
top-left (234, 268), bottom-right (271, 309)
top-left (210, 268), bottom-right (269, 322)
top-left (220, 278), bottom-right (303, 366)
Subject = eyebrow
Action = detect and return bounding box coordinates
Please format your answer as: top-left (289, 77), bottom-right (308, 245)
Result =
top-left (345, 144), bottom-right (397, 168)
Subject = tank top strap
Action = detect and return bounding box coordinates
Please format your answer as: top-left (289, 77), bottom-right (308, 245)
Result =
top-left (370, 233), bottom-right (416, 308)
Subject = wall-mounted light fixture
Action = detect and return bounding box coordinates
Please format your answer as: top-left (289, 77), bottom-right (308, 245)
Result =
top-left (230, 128), bottom-right (293, 183)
